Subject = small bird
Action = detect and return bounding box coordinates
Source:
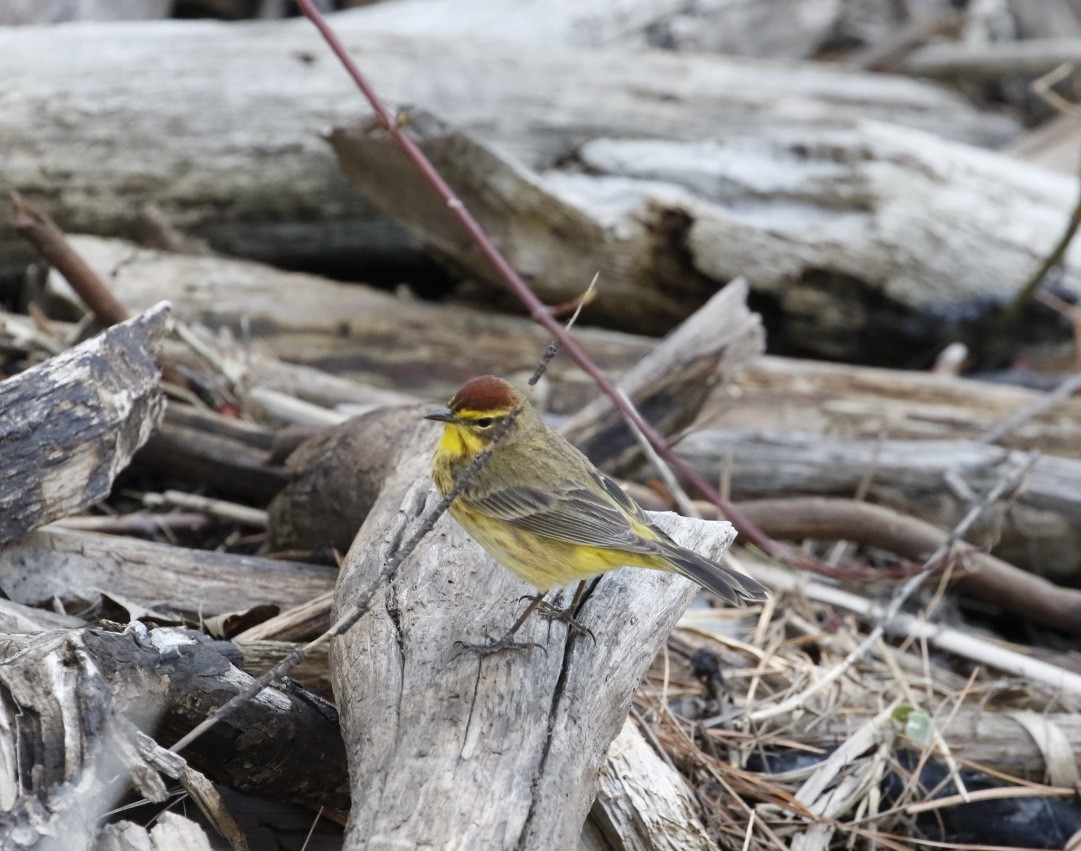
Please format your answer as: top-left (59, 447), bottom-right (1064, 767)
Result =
top-left (425, 375), bottom-right (767, 647)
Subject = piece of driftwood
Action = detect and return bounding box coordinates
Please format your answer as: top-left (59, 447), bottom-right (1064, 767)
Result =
top-left (731, 497), bottom-right (1081, 635)
top-left (355, 0), bottom-right (841, 59)
top-left (95, 812), bottom-right (215, 851)
top-left (0, 303), bottom-right (170, 546)
top-left (582, 719), bottom-right (713, 851)
top-left (50, 236), bottom-right (652, 408)
top-left (702, 355), bottom-right (1081, 459)
top-left (334, 111), bottom-right (1077, 351)
top-left (0, 13), bottom-right (1015, 277)
top-left (675, 430), bottom-right (1081, 580)
top-left (331, 417), bottom-right (739, 849)
top-left (560, 279), bottom-right (764, 473)
top-left (0, 527), bottom-right (337, 622)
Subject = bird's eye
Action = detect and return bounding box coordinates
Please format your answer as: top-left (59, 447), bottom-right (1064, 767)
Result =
top-left (476, 417), bottom-right (494, 428)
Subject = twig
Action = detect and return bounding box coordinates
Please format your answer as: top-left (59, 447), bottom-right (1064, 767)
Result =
top-left (293, 0), bottom-right (816, 577)
top-left (10, 192), bottom-right (131, 327)
top-left (979, 373), bottom-right (1081, 446)
top-left (736, 456), bottom-right (1035, 724)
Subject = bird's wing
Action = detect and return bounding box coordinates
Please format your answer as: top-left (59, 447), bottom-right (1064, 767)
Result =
top-left (462, 473), bottom-right (659, 554)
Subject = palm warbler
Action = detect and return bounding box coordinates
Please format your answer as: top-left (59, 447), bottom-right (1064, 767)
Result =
top-left (426, 376), bottom-right (767, 639)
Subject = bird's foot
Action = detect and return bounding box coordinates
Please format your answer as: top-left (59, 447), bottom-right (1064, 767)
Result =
top-left (534, 599), bottom-right (595, 643)
top-left (454, 633), bottom-right (546, 656)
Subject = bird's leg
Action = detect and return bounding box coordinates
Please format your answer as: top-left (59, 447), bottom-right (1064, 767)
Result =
top-left (455, 593), bottom-right (548, 655)
top-left (533, 580), bottom-right (594, 642)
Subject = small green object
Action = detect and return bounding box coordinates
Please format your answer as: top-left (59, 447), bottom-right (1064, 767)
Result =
top-left (903, 710), bottom-right (934, 745)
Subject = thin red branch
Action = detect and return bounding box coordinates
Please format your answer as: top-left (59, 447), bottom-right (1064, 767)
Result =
top-left (295, 0), bottom-right (811, 572)
top-left (10, 192), bottom-right (131, 327)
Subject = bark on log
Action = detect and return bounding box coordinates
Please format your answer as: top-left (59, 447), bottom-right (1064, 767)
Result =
top-left (333, 112), bottom-right (1077, 351)
top-left (0, 12), bottom-right (1016, 276)
top-left (0, 303), bottom-right (170, 546)
top-left (95, 813), bottom-right (215, 851)
top-left (675, 430), bottom-right (1081, 581)
top-left (0, 528), bottom-right (337, 622)
top-left (331, 418), bottom-right (739, 849)
top-left (50, 236), bottom-right (652, 409)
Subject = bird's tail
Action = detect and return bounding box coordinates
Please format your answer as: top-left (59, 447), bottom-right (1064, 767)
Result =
top-left (658, 541), bottom-right (768, 606)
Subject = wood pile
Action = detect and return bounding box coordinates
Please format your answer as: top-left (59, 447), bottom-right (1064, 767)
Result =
top-left (1, 1), bottom-right (1080, 850)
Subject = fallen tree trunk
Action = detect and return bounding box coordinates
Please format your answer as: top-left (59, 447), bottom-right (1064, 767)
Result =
top-left (0, 12), bottom-right (1016, 279)
top-left (675, 430), bottom-right (1081, 581)
top-left (705, 355), bottom-right (1081, 459)
top-left (0, 303), bottom-right (169, 546)
top-left (50, 236), bottom-right (652, 409)
top-left (0, 528), bottom-right (337, 623)
top-left (334, 112), bottom-right (1078, 351)
top-left (331, 417), bottom-right (739, 849)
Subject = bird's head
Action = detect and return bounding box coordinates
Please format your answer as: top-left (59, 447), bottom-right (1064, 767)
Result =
top-left (424, 375), bottom-right (535, 457)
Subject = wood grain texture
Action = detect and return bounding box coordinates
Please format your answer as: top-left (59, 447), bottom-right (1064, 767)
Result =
top-left (0, 528), bottom-right (337, 622)
top-left (331, 421), bottom-right (738, 849)
top-left (0, 303), bottom-right (169, 546)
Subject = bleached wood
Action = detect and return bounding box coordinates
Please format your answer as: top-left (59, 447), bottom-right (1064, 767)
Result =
top-left (0, 12), bottom-right (1015, 273)
top-left (0, 527), bottom-right (337, 621)
top-left (588, 720), bottom-right (713, 851)
top-left (335, 112), bottom-right (1076, 350)
top-left (331, 420), bottom-right (739, 850)
top-left (706, 355), bottom-right (1081, 458)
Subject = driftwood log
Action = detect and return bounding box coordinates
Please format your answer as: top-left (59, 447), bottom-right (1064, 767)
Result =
top-left (48, 236), bottom-right (651, 409)
top-left (705, 355), bottom-right (1081, 459)
top-left (0, 303), bottom-right (169, 546)
top-left (0, 528), bottom-right (337, 623)
top-left (676, 430), bottom-right (1081, 580)
top-left (0, 11), bottom-right (1015, 280)
top-left (333, 111), bottom-right (1078, 351)
top-left (331, 417), bottom-right (739, 849)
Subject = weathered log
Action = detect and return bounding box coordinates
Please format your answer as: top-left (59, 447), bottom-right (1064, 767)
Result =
top-left (0, 13), bottom-right (1015, 278)
top-left (333, 112), bottom-right (1077, 352)
top-left (0, 528), bottom-right (337, 622)
top-left (583, 720), bottom-right (713, 851)
top-left (355, 0), bottom-right (842, 59)
top-left (675, 430), bottom-right (1081, 580)
top-left (0, 303), bottom-right (170, 546)
top-left (705, 355), bottom-right (1081, 459)
top-left (331, 417), bottom-right (740, 849)
top-left (50, 236), bottom-right (652, 408)
top-left (0, 622), bottom-right (348, 851)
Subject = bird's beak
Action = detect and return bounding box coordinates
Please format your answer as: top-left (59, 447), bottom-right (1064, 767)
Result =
top-left (423, 408), bottom-right (456, 423)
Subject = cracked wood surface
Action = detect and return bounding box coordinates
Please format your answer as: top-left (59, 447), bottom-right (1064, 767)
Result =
top-left (0, 303), bottom-right (169, 546)
top-left (331, 421), bottom-right (737, 849)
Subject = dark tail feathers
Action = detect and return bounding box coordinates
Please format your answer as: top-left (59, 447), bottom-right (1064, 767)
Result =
top-left (659, 542), bottom-right (768, 606)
